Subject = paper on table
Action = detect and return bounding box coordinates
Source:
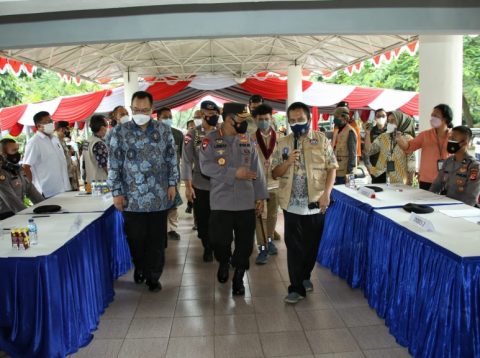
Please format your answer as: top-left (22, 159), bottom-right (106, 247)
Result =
top-left (463, 216), bottom-right (480, 225)
top-left (439, 208), bottom-right (480, 218)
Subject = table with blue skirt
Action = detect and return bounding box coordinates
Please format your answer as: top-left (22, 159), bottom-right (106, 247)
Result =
top-left (0, 192), bottom-right (132, 358)
top-left (318, 184), bottom-right (480, 358)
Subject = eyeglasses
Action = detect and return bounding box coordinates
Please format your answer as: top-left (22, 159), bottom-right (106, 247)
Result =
top-left (131, 107), bottom-right (152, 114)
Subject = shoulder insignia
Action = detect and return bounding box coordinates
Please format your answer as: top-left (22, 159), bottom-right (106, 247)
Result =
top-left (184, 133), bottom-right (192, 145)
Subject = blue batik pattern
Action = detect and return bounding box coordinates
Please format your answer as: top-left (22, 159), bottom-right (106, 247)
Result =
top-left (107, 120), bottom-right (179, 212)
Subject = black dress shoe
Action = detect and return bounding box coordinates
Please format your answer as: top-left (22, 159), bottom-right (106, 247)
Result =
top-left (168, 231), bottom-right (180, 240)
top-left (217, 262), bottom-right (230, 283)
top-left (232, 269), bottom-right (245, 296)
top-left (133, 269), bottom-right (145, 284)
top-left (146, 280), bottom-right (162, 292)
top-left (203, 248), bottom-right (213, 262)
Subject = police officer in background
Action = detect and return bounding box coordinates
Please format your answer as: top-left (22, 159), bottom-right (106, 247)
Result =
top-left (245, 94), bottom-right (264, 135)
top-left (272, 102), bottom-right (338, 304)
top-left (332, 106), bottom-right (357, 184)
top-left (181, 100), bottom-right (220, 262)
top-left (430, 125), bottom-right (480, 207)
top-left (199, 102), bottom-right (268, 295)
top-left (0, 139), bottom-right (44, 220)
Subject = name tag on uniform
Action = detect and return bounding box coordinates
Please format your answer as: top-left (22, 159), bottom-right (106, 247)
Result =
top-left (409, 212), bottom-right (435, 232)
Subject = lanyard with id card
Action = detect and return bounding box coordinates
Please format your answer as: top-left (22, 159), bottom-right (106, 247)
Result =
top-left (437, 159), bottom-right (445, 171)
top-left (435, 130), bottom-right (447, 172)
top-left (387, 135), bottom-right (396, 173)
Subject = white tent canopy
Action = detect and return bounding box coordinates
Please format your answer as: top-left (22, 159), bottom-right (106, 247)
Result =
top-left (1, 35), bottom-right (417, 83)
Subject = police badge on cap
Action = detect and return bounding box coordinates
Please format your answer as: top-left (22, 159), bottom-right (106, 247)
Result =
top-left (222, 102), bottom-right (249, 119)
top-left (200, 100), bottom-right (219, 112)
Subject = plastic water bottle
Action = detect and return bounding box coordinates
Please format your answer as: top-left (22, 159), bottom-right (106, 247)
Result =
top-left (91, 181), bottom-right (97, 197)
top-left (28, 219), bottom-right (38, 245)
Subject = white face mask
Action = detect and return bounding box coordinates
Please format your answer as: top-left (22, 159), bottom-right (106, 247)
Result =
top-left (386, 123), bottom-right (397, 134)
top-left (430, 116), bottom-right (442, 128)
top-left (132, 114), bottom-right (151, 126)
top-left (376, 116), bottom-right (387, 126)
top-left (193, 118), bottom-right (203, 127)
top-left (119, 115), bottom-right (130, 124)
top-left (42, 123), bottom-right (55, 135)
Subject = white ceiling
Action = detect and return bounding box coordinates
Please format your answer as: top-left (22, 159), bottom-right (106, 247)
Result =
top-left (1, 35), bottom-right (416, 83)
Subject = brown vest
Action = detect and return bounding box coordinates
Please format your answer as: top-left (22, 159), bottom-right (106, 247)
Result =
top-left (335, 124), bottom-right (357, 177)
top-left (276, 132), bottom-right (334, 210)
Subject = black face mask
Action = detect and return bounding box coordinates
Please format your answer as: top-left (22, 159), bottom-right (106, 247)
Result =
top-left (233, 119), bottom-right (248, 134)
top-left (446, 140), bottom-right (463, 154)
top-left (6, 152), bottom-right (21, 164)
top-left (1, 155), bottom-right (21, 174)
top-left (205, 115), bottom-right (219, 126)
top-left (64, 130), bottom-right (71, 139)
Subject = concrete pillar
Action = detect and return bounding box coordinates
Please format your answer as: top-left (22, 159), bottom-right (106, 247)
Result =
top-left (123, 71), bottom-right (139, 112)
top-left (287, 65), bottom-right (303, 108)
top-left (419, 35), bottom-right (463, 131)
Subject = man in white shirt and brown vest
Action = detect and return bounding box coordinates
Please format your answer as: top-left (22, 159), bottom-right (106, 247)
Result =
top-left (272, 102), bottom-right (338, 304)
top-left (251, 104), bottom-right (279, 265)
top-left (83, 115), bottom-right (109, 186)
top-left (332, 106), bottom-right (357, 184)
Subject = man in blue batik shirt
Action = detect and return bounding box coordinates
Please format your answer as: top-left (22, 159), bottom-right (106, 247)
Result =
top-left (108, 91), bottom-right (178, 292)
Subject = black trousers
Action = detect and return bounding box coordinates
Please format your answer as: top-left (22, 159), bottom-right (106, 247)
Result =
top-left (193, 187), bottom-right (211, 250)
top-left (284, 210), bottom-right (325, 296)
top-left (123, 210), bottom-right (168, 282)
top-left (209, 209), bottom-right (256, 270)
top-left (419, 181), bottom-right (432, 191)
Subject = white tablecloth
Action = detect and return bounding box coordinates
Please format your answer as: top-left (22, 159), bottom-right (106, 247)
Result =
top-left (0, 211), bottom-right (105, 258)
top-left (0, 192), bottom-right (113, 258)
top-left (334, 183), bottom-right (463, 208)
top-left (18, 191), bottom-right (112, 214)
top-left (375, 204), bottom-right (480, 258)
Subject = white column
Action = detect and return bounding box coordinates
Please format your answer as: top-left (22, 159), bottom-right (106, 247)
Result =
top-left (123, 71), bottom-right (139, 111)
top-left (287, 65), bottom-right (303, 108)
top-left (419, 35), bottom-right (463, 131)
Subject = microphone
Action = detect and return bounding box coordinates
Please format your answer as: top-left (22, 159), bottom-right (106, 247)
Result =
top-left (293, 133), bottom-right (299, 150)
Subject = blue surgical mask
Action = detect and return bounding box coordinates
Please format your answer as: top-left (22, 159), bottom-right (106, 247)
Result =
top-left (290, 120), bottom-right (310, 136)
top-left (257, 120), bottom-right (270, 131)
top-left (163, 118), bottom-right (173, 127)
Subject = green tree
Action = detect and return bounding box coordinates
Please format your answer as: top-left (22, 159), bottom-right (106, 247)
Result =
top-left (0, 68), bottom-right (101, 108)
top-left (19, 69), bottom-right (101, 103)
top-left (0, 73), bottom-right (23, 107)
top-left (319, 36), bottom-right (480, 126)
top-left (463, 36), bottom-right (480, 127)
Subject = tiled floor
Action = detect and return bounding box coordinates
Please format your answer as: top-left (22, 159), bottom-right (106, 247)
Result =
top-left (67, 208), bottom-right (411, 358)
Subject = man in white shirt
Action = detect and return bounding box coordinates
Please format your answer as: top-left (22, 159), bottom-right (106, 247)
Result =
top-left (23, 111), bottom-right (72, 198)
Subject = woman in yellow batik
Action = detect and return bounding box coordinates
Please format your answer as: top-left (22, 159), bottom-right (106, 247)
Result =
top-left (364, 111), bottom-right (416, 185)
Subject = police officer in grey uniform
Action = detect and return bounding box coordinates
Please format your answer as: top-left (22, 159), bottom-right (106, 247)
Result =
top-left (430, 125), bottom-right (480, 207)
top-left (0, 138), bottom-right (44, 220)
top-left (199, 102), bottom-right (268, 295)
top-left (181, 100), bottom-right (220, 262)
